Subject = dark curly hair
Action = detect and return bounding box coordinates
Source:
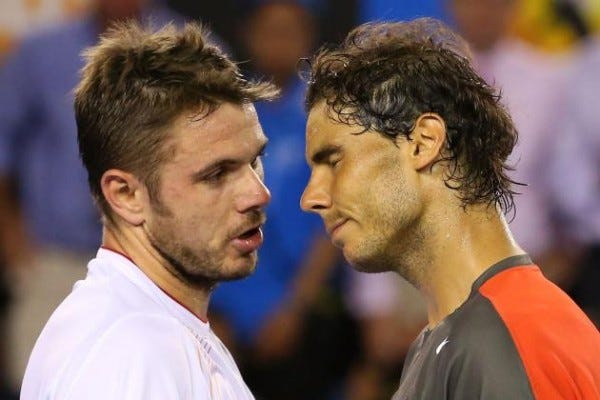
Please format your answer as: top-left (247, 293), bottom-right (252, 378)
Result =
top-left (75, 21), bottom-right (278, 219)
top-left (304, 18), bottom-right (520, 213)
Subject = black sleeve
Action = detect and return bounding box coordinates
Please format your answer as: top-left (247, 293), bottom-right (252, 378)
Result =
top-left (444, 294), bottom-right (535, 400)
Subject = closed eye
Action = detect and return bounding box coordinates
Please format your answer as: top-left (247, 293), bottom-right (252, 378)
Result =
top-left (309, 145), bottom-right (342, 167)
top-left (330, 156), bottom-right (341, 168)
top-left (251, 149), bottom-right (267, 169)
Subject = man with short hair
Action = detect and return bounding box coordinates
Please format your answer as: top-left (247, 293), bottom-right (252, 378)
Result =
top-left (21, 21), bottom-right (277, 399)
top-left (0, 1), bottom-right (188, 390)
top-left (301, 18), bottom-right (600, 399)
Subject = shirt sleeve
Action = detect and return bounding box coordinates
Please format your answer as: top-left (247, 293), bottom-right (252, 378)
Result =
top-left (59, 314), bottom-right (210, 400)
top-left (444, 295), bottom-right (536, 400)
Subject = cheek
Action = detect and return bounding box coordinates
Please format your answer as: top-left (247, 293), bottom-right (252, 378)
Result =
top-left (333, 164), bottom-right (370, 200)
top-left (384, 176), bottom-right (422, 227)
top-left (370, 164), bottom-right (420, 220)
top-left (166, 207), bottom-right (218, 243)
top-left (188, 210), bottom-right (221, 235)
top-left (156, 181), bottom-right (236, 244)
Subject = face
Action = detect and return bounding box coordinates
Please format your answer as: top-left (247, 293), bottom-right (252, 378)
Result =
top-left (301, 103), bottom-right (424, 274)
top-left (143, 103), bottom-right (270, 287)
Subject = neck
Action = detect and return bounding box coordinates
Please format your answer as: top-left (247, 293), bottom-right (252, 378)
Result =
top-left (102, 224), bottom-right (210, 322)
top-left (407, 202), bottom-right (524, 328)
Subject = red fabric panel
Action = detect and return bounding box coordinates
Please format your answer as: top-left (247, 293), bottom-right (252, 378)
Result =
top-left (480, 265), bottom-right (600, 400)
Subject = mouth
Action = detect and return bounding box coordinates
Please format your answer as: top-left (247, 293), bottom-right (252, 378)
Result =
top-left (231, 222), bottom-right (265, 254)
top-left (326, 218), bottom-right (348, 238)
top-left (238, 226), bottom-right (261, 239)
top-left (234, 214), bottom-right (266, 238)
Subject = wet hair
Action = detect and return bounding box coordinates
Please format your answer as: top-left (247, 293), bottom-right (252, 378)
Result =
top-left (303, 18), bottom-right (520, 213)
top-left (75, 21), bottom-right (278, 219)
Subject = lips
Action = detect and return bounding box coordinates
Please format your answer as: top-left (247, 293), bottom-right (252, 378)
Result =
top-left (231, 221), bottom-right (265, 254)
top-left (232, 227), bottom-right (263, 253)
top-left (326, 218), bottom-right (348, 238)
top-left (238, 227), bottom-right (259, 239)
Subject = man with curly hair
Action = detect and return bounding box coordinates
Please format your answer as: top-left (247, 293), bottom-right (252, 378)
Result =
top-left (21, 21), bottom-right (277, 399)
top-left (300, 18), bottom-right (600, 399)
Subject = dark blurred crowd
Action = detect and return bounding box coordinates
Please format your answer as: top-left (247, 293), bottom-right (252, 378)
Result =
top-left (0, 0), bottom-right (598, 399)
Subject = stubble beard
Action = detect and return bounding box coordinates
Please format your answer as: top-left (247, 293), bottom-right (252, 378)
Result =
top-left (145, 217), bottom-right (256, 290)
top-left (391, 224), bottom-right (429, 289)
top-left (349, 177), bottom-right (429, 289)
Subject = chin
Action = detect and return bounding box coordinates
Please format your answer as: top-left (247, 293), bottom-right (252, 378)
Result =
top-left (219, 270), bottom-right (254, 282)
top-left (350, 260), bottom-right (392, 274)
top-left (220, 255), bottom-right (258, 281)
top-left (344, 245), bottom-right (393, 274)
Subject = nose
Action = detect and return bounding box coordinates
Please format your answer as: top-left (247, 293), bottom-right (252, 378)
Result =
top-left (236, 166), bottom-right (271, 213)
top-left (300, 171), bottom-right (331, 214)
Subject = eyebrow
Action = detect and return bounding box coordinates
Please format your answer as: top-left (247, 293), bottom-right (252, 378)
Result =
top-left (192, 140), bottom-right (268, 181)
top-left (309, 144), bottom-right (342, 165)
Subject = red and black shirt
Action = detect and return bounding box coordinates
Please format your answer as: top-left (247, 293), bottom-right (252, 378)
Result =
top-left (393, 255), bottom-right (600, 399)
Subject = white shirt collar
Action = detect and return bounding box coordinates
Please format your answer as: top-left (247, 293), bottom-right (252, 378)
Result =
top-left (94, 247), bottom-right (211, 337)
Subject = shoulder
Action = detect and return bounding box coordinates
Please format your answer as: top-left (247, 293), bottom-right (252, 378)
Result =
top-left (454, 266), bottom-right (600, 399)
top-left (104, 311), bottom-right (192, 340)
top-left (475, 264), bottom-right (594, 338)
top-left (397, 308), bottom-right (535, 400)
top-left (53, 313), bottom-right (207, 399)
top-left (400, 264), bottom-right (537, 397)
top-left (88, 313), bottom-right (198, 366)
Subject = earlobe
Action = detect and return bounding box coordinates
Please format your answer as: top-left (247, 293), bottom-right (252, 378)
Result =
top-left (100, 169), bottom-right (147, 226)
top-left (409, 113), bottom-right (447, 171)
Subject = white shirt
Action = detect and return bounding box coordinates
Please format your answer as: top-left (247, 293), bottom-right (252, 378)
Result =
top-left (21, 248), bottom-right (255, 400)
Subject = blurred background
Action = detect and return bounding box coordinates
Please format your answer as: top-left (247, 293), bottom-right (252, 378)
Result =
top-left (0, 0), bottom-right (598, 399)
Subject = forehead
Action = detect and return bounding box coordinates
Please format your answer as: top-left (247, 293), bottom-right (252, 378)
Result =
top-left (306, 102), bottom-right (404, 166)
top-left (306, 103), bottom-right (358, 155)
top-left (174, 102), bottom-right (265, 148)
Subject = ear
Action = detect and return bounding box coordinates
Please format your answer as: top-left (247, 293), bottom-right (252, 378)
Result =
top-left (100, 169), bottom-right (148, 226)
top-left (406, 113), bottom-right (447, 171)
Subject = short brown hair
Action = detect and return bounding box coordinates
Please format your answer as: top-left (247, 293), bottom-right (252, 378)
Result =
top-left (75, 21), bottom-right (278, 218)
top-left (304, 18), bottom-right (520, 213)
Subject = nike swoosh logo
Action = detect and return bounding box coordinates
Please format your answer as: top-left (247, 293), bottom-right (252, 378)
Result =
top-left (435, 338), bottom-right (449, 355)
